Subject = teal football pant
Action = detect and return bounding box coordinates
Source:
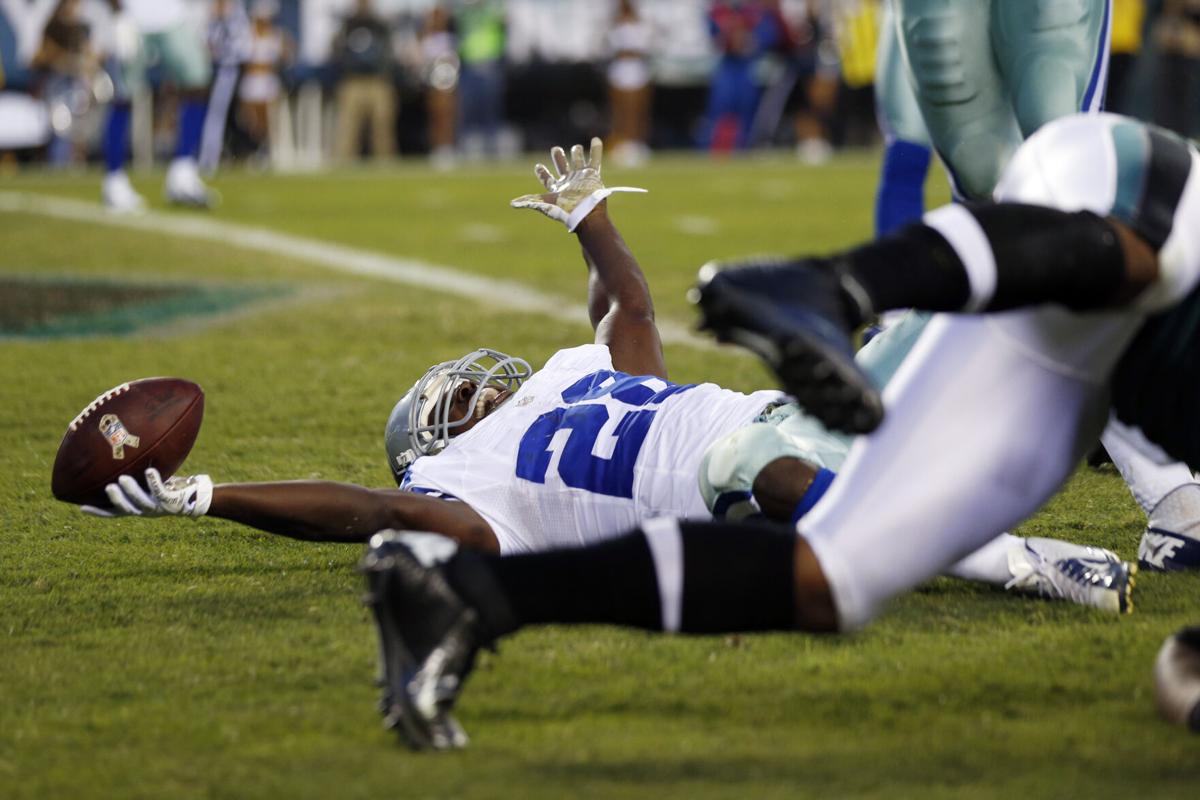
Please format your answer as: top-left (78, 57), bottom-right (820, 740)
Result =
top-left (894, 0), bottom-right (1111, 199)
top-left (876, 0), bottom-right (930, 147)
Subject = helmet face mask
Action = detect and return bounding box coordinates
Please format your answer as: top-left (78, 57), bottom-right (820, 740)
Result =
top-left (385, 349), bottom-right (532, 484)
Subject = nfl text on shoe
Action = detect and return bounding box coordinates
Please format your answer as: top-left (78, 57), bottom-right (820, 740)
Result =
top-left (1139, 484), bottom-right (1200, 572)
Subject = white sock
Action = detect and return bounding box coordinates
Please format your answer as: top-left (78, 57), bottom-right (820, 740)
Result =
top-left (945, 533), bottom-right (1021, 586)
top-left (1147, 484), bottom-right (1200, 534)
top-left (1102, 416), bottom-right (1196, 516)
top-left (923, 204), bottom-right (996, 311)
top-left (641, 517), bottom-right (684, 633)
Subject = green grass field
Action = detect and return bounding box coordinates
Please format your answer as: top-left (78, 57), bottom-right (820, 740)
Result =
top-left (2, 154), bottom-right (1199, 799)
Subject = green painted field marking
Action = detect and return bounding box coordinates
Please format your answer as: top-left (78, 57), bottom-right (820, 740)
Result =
top-left (0, 190), bottom-right (716, 350)
top-left (0, 275), bottom-right (289, 339)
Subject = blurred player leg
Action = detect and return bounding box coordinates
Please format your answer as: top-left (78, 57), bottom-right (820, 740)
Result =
top-left (991, 0), bottom-right (1200, 559)
top-left (874, 0), bottom-right (932, 236)
top-left (991, 0), bottom-right (1111, 132)
top-left (803, 308), bottom-right (1138, 628)
top-left (700, 310), bottom-right (1133, 611)
top-left (857, 308), bottom-right (1138, 620)
top-left (156, 24), bottom-right (216, 207)
top-left (1103, 416), bottom-right (1195, 515)
top-left (368, 78), bottom-right (397, 160)
top-left (101, 42), bottom-right (146, 213)
top-left (896, 0), bottom-right (1105, 199)
top-left (361, 521), bottom-right (818, 748)
top-left (335, 78), bottom-right (364, 162)
top-left (845, 309), bottom-right (1121, 603)
top-left (102, 106), bottom-right (142, 212)
top-left (895, 0), bottom-right (1022, 199)
top-left (1104, 416), bottom-right (1200, 571)
top-left (199, 0), bottom-right (250, 175)
top-left (198, 63), bottom-right (241, 175)
top-left (886, 0), bottom-right (1108, 204)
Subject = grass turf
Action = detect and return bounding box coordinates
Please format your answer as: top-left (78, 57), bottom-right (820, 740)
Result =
top-left (2, 155), bottom-right (1199, 798)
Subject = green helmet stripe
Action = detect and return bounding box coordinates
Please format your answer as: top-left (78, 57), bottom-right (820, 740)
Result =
top-left (1110, 121), bottom-right (1192, 250)
top-left (1110, 121), bottom-right (1148, 232)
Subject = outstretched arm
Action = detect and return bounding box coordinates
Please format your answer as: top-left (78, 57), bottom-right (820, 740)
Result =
top-left (511, 138), bottom-right (664, 377)
top-left (209, 482), bottom-right (498, 551)
top-left (83, 469), bottom-right (500, 553)
top-left (575, 206), bottom-right (666, 378)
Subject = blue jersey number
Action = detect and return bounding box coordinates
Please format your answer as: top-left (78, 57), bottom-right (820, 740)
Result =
top-left (516, 371), bottom-right (694, 497)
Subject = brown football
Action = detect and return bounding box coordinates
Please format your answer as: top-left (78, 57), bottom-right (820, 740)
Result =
top-left (51, 377), bottom-right (205, 507)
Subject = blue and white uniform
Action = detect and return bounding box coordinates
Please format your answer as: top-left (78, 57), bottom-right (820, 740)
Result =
top-left (404, 345), bottom-right (781, 554)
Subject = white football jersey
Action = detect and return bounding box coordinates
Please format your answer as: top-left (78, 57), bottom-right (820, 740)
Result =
top-left (404, 345), bottom-right (783, 553)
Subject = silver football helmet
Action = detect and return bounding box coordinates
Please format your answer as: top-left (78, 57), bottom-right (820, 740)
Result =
top-left (385, 348), bottom-right (533, 484)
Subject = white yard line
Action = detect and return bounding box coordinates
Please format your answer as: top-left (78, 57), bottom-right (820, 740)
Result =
top-left (0, 190), bottom-right (717, 350)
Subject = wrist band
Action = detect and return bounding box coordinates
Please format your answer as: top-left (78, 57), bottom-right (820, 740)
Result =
top-left (566, 187), bottom-right (648, 232)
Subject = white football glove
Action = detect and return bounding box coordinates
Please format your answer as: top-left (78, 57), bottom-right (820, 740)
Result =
top-left (510, 137), bottom-right (646, 231)
top-left (82, 468), bottom-right (213, 519)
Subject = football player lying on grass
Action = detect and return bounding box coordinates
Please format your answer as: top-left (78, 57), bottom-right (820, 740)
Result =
top-left (356, 114), bottom-right (1200, 750)
top-left (85, 137), bottom-right (1131, 615)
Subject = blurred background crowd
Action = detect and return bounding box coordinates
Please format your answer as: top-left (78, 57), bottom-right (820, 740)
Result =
top-left (0, 0), bottom-right (1193, 184)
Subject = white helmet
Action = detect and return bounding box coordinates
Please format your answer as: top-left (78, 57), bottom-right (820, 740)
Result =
top-left (384, 348), bottom-right (532, 484)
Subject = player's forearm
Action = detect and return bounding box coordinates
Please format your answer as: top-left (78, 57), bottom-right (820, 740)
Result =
top-left (583, 249), bottom-right (612, 328)
top-left (208, 481), bottom-right (395, 543)
top-left (575, 207), bottom-right (654, 319)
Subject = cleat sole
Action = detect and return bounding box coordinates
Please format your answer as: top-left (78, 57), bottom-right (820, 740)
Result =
top-left (694, 274), bottom-right (883, 435)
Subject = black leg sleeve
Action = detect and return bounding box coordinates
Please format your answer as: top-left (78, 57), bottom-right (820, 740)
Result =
top-left (840, 203), bottom-right (1129, 314)
top-left (448, 521), bottom-right (799, 639)
top-left (452, 530), bottom-right (663, 636)
top-left (677, 521), bottom-right (797, 634)
top-left (970, 204), bottom-right (1128, 311)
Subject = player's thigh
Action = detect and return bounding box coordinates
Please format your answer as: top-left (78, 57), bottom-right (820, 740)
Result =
top-left (802, 310), bottom-right (1132, 629)
top-left (157, 25), bottom-right (212, 91)
top-left (896, 0), bottom-right (1022, 199)
top-left (876, 0), bottom-right (930, 145)
top-left (991, 0), bottom-right (1111, 134)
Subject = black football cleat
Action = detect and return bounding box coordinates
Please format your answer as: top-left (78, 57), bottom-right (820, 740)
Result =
top-left (360, 531), bottom-right (483, 751)
top-left (691, 257), bottom-right (884, 435)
